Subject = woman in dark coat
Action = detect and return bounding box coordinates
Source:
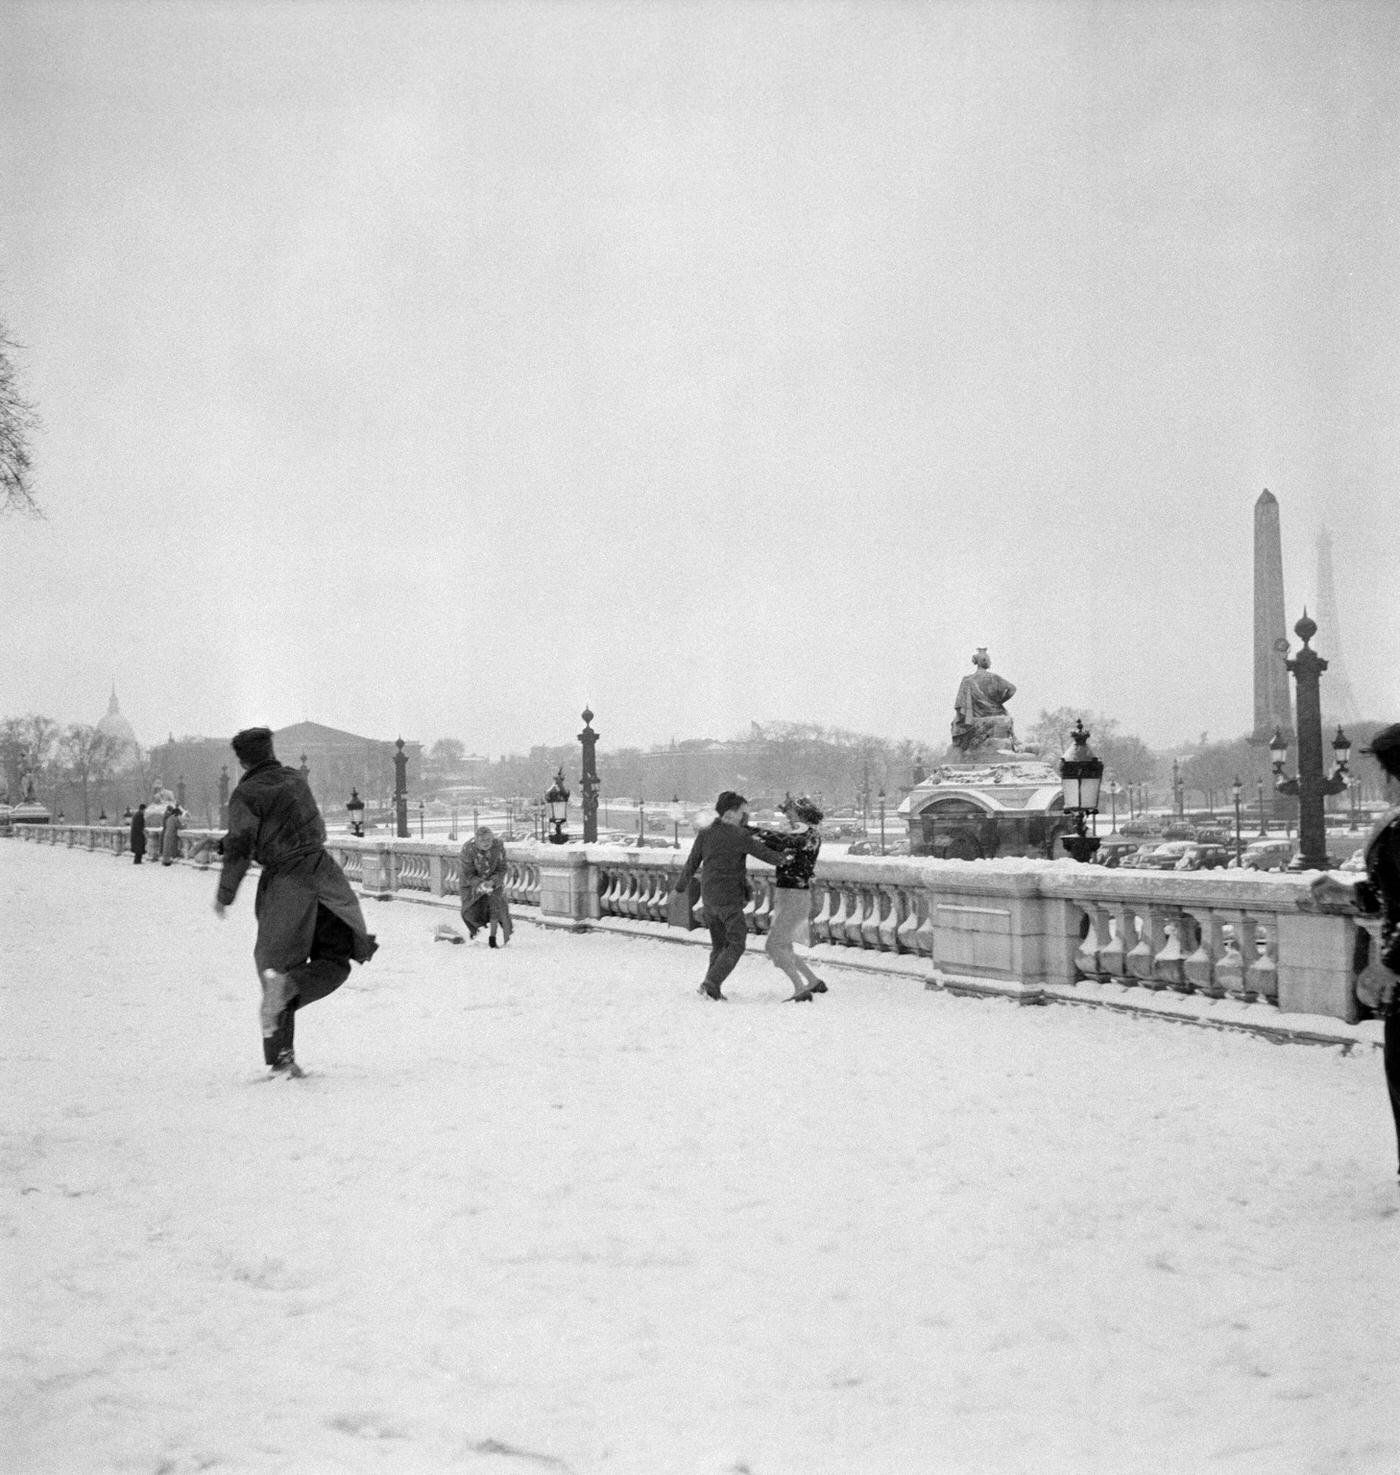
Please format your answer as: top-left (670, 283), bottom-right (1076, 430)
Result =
top-left (128, 804), bottom-right (147, 864)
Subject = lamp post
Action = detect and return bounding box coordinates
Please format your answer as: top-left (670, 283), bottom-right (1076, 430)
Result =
top-left (878, 787), bottom-right (887, 854)
top-left (1231, 776), bottom-right (1243, 867)
top-left (1256, 776), bottom-right (1267, 837)
top-left (417, 798), bottom-right (425, 839)
top-left (450, 801), bottom-right (458, 842)
top-left (1270, 612), bottom-right (1350, 871)
top-left (637, 795), bottom-right (646, 846)
top-left (545, 767), bottom-right (570, 845)
top-left (346, 788), bottom-right (365, 837)
top-left (1172, 758), bottom-right (1184, 819)
top-left (393, 738), bottom-right (409, 839)
top-left (578, 708), bottom-right (600, 844)
top-left (673, 793), bottom-right (681, 849)
top-left (1058, 719), bottom-right (1104, 862)
top-left (1107, 780), bottom-right (1120, 834)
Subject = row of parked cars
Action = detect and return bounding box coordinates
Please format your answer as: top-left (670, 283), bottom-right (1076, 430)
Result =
top-left (1096, 835), bottom-right (1366, 872)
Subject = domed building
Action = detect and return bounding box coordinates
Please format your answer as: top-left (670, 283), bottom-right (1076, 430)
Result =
top-left (96, 684), bottom-right (141, 761)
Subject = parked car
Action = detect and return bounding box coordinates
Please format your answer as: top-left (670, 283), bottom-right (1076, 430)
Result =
top-left (1161, 822), bottom-right (1197, 840)
top-left (1122, 841), bottom-right (1195, 870)
top-left (1233, 838), bottom-right (1294, 872)
top-left (1120, 819), bottom-right (1163, 839)
top-left (1094, 836), bottom-right (1142, 867)
top-left (1193, 828), bottom-right (1231, 846)
top-left (847, 837), bottom-right (910, 857)
top-left (1172, 843), bottom-right (1232, 871)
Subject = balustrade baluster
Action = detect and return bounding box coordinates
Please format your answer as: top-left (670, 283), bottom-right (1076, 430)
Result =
top-left (877, 887), bottom-right (900, 951)
top-left (913, 891), bottom-right (937, 956)
top-left (1126, 904), bottom-right (1161, 986)
top-left (860, 887), bottom-right (883, 949)
top-left (809, 884), bottom-right (835, 944)
top-left (1246, 918), bottom-right (1279, 1004)
top-left (1073, 896), bottom-right (1109, 979)
top-left (752, 877), bottom-right (773, 934)
top-left (1182, 909), bottom-right (1225, 997)
top-left (843, 885), bottom-right (861, 944)
top-left (895, 887), bottom-right (920, 953)
top-left (827, 887), bottom-right (851, 947)
top-left (1153, 907), bottom-right (1190, 992)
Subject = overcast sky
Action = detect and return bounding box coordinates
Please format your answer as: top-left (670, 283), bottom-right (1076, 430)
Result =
top-left (3, 0), bottom-right (1396, 759)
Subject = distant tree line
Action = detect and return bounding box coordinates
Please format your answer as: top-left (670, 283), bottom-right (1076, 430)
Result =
top-left (5, 705), bottom-right (1389, 831)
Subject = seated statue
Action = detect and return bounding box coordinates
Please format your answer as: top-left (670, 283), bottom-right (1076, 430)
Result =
top-left (950, 648), bottom-right (1018, 754)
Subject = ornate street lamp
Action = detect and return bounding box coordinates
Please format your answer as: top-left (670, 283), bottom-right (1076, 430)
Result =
top-left (878, 787), bottom-right (887, 854)
top-left (1231, 776), bottom-right (1244, 867)
top-left (673, 793), bottom-right (681, 849)
top-left (1271, 612), bottom-right (1349, 870)
top-left (637, 795), bottom-right (646, 845)
top-left (1058, 719), bottom-right (1103, 862)
top-left (545, 767), bottom-right (570, 844)
top-left (346, 788), bottom-right (365, 837)
top-left (1106, 779), bottom-right (1120, 833)
top-left (1256, 776), bottom-right (1268, 838)
top-left (417, 798), bottom-right (425, 838)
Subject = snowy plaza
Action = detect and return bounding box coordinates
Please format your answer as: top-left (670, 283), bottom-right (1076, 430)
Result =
top-left (2, 839), bottom-right (1397, 1475)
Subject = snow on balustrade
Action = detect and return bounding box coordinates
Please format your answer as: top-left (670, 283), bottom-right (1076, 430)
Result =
top-left (10, 826), bottom-right (1369, 1026)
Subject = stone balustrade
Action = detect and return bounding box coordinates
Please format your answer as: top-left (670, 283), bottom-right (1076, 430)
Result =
top-left (9, 824), bottom-right (1369, 1025)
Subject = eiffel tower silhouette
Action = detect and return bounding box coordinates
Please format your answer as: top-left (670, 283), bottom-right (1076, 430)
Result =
top-left (1312, 526), bottom-right (1361, 725)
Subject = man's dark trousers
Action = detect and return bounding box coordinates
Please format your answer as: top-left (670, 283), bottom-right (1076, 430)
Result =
top-left (263, 904), bottom-right (355, 1065)
top-left (703, 903), bottom-right (750, 991)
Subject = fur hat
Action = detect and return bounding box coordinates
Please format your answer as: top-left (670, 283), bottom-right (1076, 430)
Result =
top-left (782, 794), bottom-right (824, 826)
top-left (230, 727), bottom-right (276, 767)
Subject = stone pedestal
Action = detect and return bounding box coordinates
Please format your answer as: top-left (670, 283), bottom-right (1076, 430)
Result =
top-left (538, 849), bottom-right (600, 930)
top-left (901, 754), bottom-right (1067, 861)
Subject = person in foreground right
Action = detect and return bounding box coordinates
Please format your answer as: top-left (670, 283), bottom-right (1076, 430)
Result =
top-left (1317, 723), bottom-right (1400, 1178)
top-left (1355, 725), bottom-right (1400, 1177)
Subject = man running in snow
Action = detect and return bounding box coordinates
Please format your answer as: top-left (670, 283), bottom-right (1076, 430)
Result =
top-left (213, 727), bottom-right (378, 1076)
top-left (673, 790), bottom-right (786, 1000)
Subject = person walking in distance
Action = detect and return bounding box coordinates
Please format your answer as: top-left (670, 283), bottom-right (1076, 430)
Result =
top-left (459, 824), bottom-right (513, 947)
top-left (128, 802), bottom-right (147, 865)
top-left (213, 727), bottom-right (378, 1077)
top-left (673, 790), bottom-right (786, 1000)
top-left (752, 794), bottom-right (829, 1002)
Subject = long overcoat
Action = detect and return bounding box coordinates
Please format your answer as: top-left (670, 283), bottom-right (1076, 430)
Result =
top-left (217, 760), bottom-right (377, 975)
top-left (129, 806), bottom-right (147, 859)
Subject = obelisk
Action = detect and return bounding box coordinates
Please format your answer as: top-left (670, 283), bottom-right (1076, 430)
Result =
top-left (1252, 490), bottom-right (1294, 743)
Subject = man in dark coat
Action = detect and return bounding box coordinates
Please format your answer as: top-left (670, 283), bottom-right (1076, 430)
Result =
top-left (673, 790), bottom-right (786, 1000)
top-left (128, 804), bottom-right (147, 864)
top-left (214, 727), bottom-right (377, 1076)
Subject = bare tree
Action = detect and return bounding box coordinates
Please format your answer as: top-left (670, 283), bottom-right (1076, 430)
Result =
top-left (0, 320), bottom-right (40, 518)
top-left (60, 724), bottom-right (126, 823)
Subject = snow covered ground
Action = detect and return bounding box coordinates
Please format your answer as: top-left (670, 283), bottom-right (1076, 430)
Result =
top-left (3, 840), bottom-right (1397, 1475)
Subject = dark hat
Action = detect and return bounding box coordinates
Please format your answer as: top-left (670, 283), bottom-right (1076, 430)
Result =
top-left (715, 790), bottom-right (748, 815)
top-left (230, 727), bottom-right (276, 766)
top-left (781, 794), bottom-right (824, 826)
top-left (1362, 724), bottom-right (1400, 755)
top-left (1362, 724), bottom-right (1400, 775)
